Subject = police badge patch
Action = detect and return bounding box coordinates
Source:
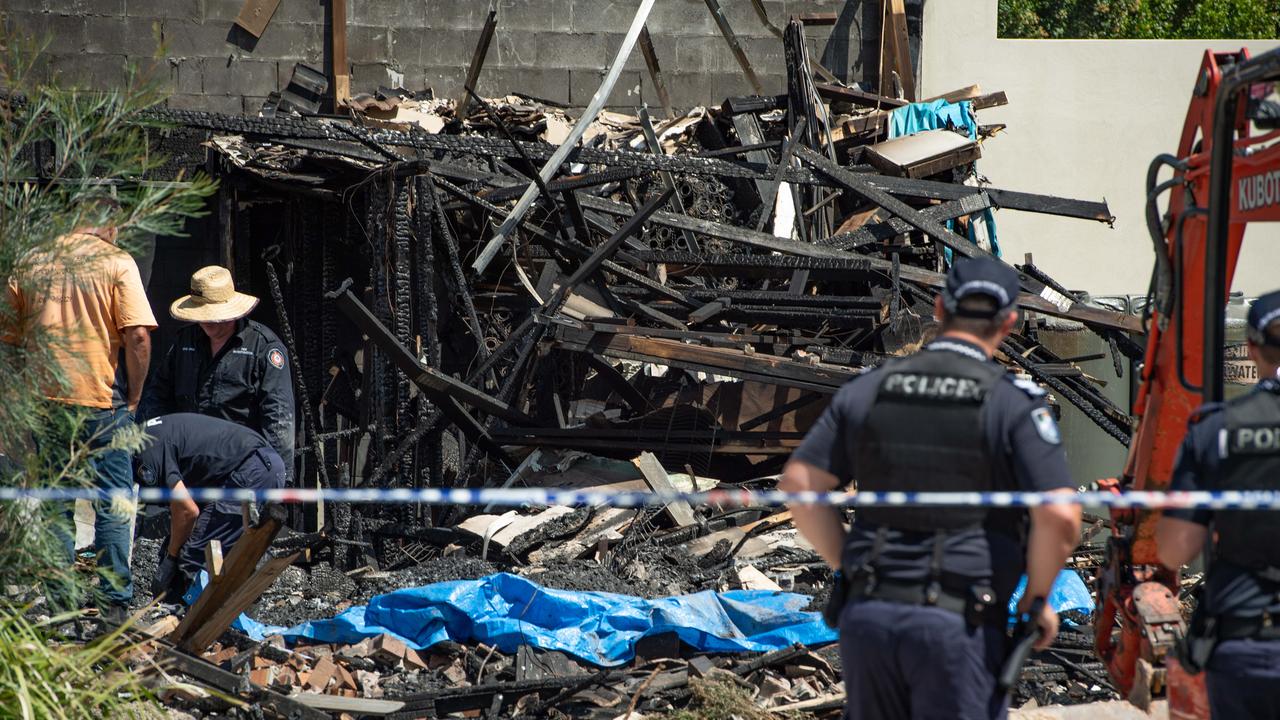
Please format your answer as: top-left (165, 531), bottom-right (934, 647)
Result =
top-left (268, 349), bottom-right (285, 369)
top-left (1031, 407), bottom-right (1061, 445)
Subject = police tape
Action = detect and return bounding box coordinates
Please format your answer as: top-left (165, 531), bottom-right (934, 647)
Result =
top-left (2, 486), bottom-right (1280, 510)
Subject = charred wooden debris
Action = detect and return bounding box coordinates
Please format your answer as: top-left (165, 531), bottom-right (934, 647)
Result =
top-left (153, 77), bottom-right (1135, 512)
top-left (120, 23), bottom-right (1144, 717)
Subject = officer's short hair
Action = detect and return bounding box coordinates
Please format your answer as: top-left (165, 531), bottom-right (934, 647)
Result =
top-left (941, 296), bottom-right (1014, 339)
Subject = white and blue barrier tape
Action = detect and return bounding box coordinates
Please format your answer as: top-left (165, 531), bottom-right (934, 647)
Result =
top-left (0, 485), bottom-right (1278, 510)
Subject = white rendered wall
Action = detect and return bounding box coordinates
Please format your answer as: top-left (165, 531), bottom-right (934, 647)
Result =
top-left (921, 0), bottom-right (1280, 296)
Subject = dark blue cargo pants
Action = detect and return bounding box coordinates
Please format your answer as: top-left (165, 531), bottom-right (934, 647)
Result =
top-left (839, 599), bottom-right (1010, 720)
top-left (1207, 638), bottom-right (1280, 719)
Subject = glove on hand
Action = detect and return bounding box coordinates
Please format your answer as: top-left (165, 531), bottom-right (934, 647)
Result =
top-left (153, 554), bottom-right (178, 598)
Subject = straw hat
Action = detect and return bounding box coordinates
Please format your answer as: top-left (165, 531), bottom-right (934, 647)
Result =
top-left (170, 266), bottom-right (259, 323)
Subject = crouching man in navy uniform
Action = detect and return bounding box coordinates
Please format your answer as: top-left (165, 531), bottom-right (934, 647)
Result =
top-left (135, 413), bottom-right (286, 602)
top-left (1157, 289), bottom-right (1280, 719)
top-left (781, 257), bottom-right (1082, 720)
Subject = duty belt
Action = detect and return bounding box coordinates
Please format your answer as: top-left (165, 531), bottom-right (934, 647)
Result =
top-left (853, 578), bottom-right (970, 615)
top-left (1218, 614), bottom-right (1280, 641)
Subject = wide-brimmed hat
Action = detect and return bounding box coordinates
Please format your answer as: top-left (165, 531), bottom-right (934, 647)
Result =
top-left (170, 266), bottom-right (259, 323)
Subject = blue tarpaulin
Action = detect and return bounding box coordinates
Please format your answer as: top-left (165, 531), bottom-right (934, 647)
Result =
top-left (277, 573), bottom-right (838, 666)
top-left (187, 569), bottom-right (1093, 666)
top-left (888, 99), bottom-right (978, 141)
top-left (1009, 570), bottom-right (1094, 626)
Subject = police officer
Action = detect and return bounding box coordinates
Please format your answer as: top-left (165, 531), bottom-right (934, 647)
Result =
top-left (1157, 289), bottom-right (1280, 718)
top-left (140, 266), bottom-right (295, 480)
top-left (781, 257), bottom-right (1082, 720)
top-left (137, 413), bottom-right (286, 602)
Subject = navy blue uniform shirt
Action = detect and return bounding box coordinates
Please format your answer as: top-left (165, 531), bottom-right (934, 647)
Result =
top-left (136, 413), bottom-right (272, 490)
top-left (1167, 377), bottom-right (1280, 617)
top-left (140, 319), bottom-right (295, 479)
top-left (792, 338), bottom-right (1074, 601)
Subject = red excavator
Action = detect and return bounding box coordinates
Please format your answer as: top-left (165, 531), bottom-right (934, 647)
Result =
top-left (1095, 46), bottom-right (1280, 718)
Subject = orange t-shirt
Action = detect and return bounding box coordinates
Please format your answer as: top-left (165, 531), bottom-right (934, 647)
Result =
top-left (7, 232), bottom-right (157, 409)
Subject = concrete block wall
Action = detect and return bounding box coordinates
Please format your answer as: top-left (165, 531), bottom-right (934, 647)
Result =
top-left (2, 0), bottom-right (920, 115)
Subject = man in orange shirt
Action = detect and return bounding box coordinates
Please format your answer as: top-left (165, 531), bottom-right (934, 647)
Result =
top-left (6, 205), bottom-right (157, 618)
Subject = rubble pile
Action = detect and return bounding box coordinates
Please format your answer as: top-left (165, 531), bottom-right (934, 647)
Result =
top-left (111, 16), bottom-right (1145, 719)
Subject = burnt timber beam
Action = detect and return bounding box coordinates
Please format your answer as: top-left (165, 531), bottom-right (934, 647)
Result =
top-left (739, 391), bottom-right (825, 430)
top-left (625, 250), bottom-right (1143, 332)
top-left (823, 193), bottom-right (993, 251)
top-left (454, 7), bottom-right (498, 118)
top-left (703, 0), bottom-right (764, 95)
top-left (865, 174), bottom-right (1113, 224)
top-left (326, 280), bottom-right (523, 463)
top-left (584, 353), bottom-right (653, 413)
top-left (576, 193), bottom-right (852, 259)
top-left (638, 25), bottom-right (674, 119)
top-left (814, 82), bottom-right (909, 109)
top-left (796, 144), bottom-right (981, 258)
top-left (553, 324), bottom-right (856, 392)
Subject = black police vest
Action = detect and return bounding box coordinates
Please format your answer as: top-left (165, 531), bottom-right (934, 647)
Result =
top-left (854, 349), bottom-right (1009, 532)
top-left (1214, 386), bottom-right (1280, 573)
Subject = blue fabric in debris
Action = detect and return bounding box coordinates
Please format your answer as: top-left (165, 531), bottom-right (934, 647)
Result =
top-left (186, 569), bottom-right (1090, 663)
top-left (1008, 570), bottom-right (1094, 625)
top-left (273, 573), bottom-right (838, 666)
top-left (888, 98), bottom-right (978, 140)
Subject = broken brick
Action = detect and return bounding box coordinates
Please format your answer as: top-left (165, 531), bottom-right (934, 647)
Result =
top-left (249, 667), bottom-right (275, 687)
top-left (335, 661), bottom-right (357, 691)
top-left (403, 646), bottom-right (429, 671)
top-left (308, 656), bottom-right (338, 692)
top-left (370, 634), bottom-right (407, 667)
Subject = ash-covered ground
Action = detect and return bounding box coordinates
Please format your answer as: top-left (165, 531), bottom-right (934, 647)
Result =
top-left (128, 509), bottom-right (835, 631)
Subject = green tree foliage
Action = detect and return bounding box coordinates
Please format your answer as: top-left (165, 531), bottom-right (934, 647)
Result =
top-left (998, 0), bottom-right (1280, 39)
top-left (0, 28), bottom-right (216, 719)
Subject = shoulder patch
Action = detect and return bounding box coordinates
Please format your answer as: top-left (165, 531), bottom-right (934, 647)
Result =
top-left (1011, 376), bottom-right (1047, 398)
top-left (1030, 407), bottom-right (1061, 445)
top-left (268, 348), bottom-right (286, 369)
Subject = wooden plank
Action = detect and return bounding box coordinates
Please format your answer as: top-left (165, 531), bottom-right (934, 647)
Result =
top-left (331, 0), bottom-right (349, 105)
top-left (923, 84), bottom-right (982, 103)
top-left (455, 7), bottom-right (499, 118)
top-left (293, 694), bottom-right (405, 714)
top-left (882, 0), bottom-right (915, 101)
top-left (737, 565), bottom-right (783, 591)
top-left (234, 0), bottom-right (281, 38)
top-left (814, 82), bottom-right (908, 109)
top-left (203, 540), bottom-right (223, 580)
top-left (638, 25), bottom-right (674, 119)
top-left (796, 12), bottom-right (838, 25)
top-left (170, 512), bottom-right (284, 648)
top-left (864, 129), bottom-right (981, 178)
top-left (971, 91), bottom-right (1008, 110)
top-left (634, 452), bottom-right (697, 527)
top-left (703, 0), bottom-right (764, 95)
top-left (181, 550), bottom-right (303, 653)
